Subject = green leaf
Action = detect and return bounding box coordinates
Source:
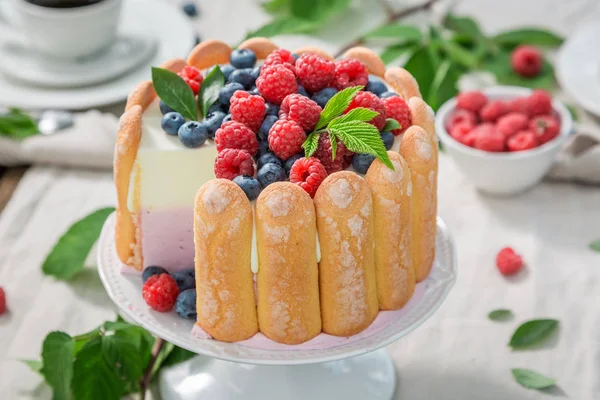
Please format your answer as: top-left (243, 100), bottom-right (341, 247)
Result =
top-left (150, 342), bottom-right (175, 378)
top-left (103, 321), bottom-right (135, 332)
top-left (329, 133), bottom-right (338, 160)
top-left (329, 120), bottom-right (393, 169)
top-left (261, 0), bottom-right (288, 14)
top-left (380, 42), bottom-right (416, 65)
top-left (589, 240), bottom-right (600, 252)
top-left (162, 346), bottom-right (197, 368)
top-left (512, 368), bottom-right (556, 390)
top-left (483, 50), bottom-right (555, 91)
top-left (488, 309), bottom-right (514, 321)
top-left (102, 334), bottom-right (144, 382)
top-left (494, 28), bottom-right (564, 48)
top-left (427, 61), bottom-right (460, 111)
top-left (382, 118), bottom-right (401, 132)
top-left (302, 131), bottom-right (320, 157)
top-left (21, 359), bottom-right (44, 375)
top-left (198, 65), bottom-right (225, 118)
top-left (566, 104), bottom-right (579, 122)
top-left (509, 319), bottom-right (559, 349)
top-left (331, 107), bottom-right (378, 124)
top-left (440, 39), bottom-right (478, 69)
top-left (41, 331), bottom-right (74, 400)
top-left (151, 67), bottom-right (197, 121)
top-left (0, 109), bottom-right (39, 139)
top-left (245, 16), bottom-right (317, 39)
top-left (72, 337), bottom-right (123, 400)
top-left (290, 0), bottom-right (318, 19)
top-left (73, 328), bottom-right (102, 354)
top-left (444, 14), bottom-right (486, 42)
top-left (316, 86), bottom-right (364, 129)
top-left (403, 46), bottom-right (435, 101)
top-left (365, 24), bottom-right (422, 41)
top-left (42, 207), bottom-right (115, 281)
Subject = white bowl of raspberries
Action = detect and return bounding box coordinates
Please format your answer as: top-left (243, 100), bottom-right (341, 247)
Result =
top-left (436, 86), bottom-right (573, 195)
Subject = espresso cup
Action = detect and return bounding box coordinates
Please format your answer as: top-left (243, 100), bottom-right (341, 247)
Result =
top-left (1, 0), bottom-right (123, 60)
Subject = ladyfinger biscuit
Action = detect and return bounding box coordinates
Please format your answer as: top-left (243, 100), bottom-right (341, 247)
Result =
top-left (399, 126), bottom-right (437, 282)
top-left (125, 81), bottom-right (156, 112)
top-left (293, 46), bottom-right (335, 61)
top-left (408, 96), bottom-right (436, 141)
top-left (114, 105), bottom-right (143, 268)
top-left (255, 182), bottom-right (321, 344)
top-left (188, 40), bottom-right (232, 70)
top-left (160, 58), bottom-right (188, 74)
top-left (365, 152), bottom-right (415, 310)
top-left (384, 67), bottom-right (421, 100)
top-left (314, 172), bottom-right (378, 336)
top-left (194, 179), bottom-right (258, 342)
top-left (238, 37), bottom-right (279, 59)
top-left (343, 46), bottom-right (386, 77)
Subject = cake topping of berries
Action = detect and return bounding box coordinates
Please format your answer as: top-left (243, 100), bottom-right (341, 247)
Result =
top-left (511, 45), bottom-right (542, 78)
top-left (313, 133), bottom-right (351, 174)
top-left (332, 58), bottom-right (368, 90)
top-left (263, 48), bottom-right (296, 72)
top-left (279, 93), bottom-right (322, 132)
top-left (295, 53), bottom-right (336, 93)
top-left (382, 96), bottom-right (411, 135)
top-left (345, 91), bottom-right (387, 131)
top-left (456, 90), bottom-right (488, 113)
top-left (215, 120), bottom-right (259, 155)
top-left (178, 66), bottom-right (203, 95)
top-left (257, 163), bottom-right (287, 188)
top-left (233, 175), bottom-right (262, 200)
top-left (214, 148), bottom-right (255, 180)
top-left (289, 157), bottom-right (328, 197)
top-left (143, 273), bottom-right (179, 312)
top-left (268, 119), bottom-right (307, 160)
top-left (496, 247), bottom-right (524, 276)
top-left (230, 90), bottom-right (266, 132)
top-left (256, 64), bottom-right (298, 105)
top-left (230, 48), bottom-right (257, 69)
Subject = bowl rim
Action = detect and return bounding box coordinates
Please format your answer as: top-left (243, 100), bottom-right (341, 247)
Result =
top-left (435, 86), bottom-right (573, 160)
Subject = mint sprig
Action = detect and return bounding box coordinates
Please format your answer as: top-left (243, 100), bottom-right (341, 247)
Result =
top-left (151, 67), bottom-right (197, 121)
top-left (0, 108), bottom-right (38, 139)
top-left (382, 118), bottom-right (401, 132)
top-left (198, 66), bottom-right (225, 118)
top-left (509, 319), bottom-right (559, 349)
top-left (302, 131), bottom-right (320, 157)
top-left (315, 86), bottom-right (364, 130)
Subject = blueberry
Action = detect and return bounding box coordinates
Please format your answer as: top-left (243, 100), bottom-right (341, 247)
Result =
top-left (257, 140), bottom-right (270, 158)
top-left (284, 153), bottom-right (303, 175)
top-left (248, 87), bottom-right (259, 96)
top-left (171, 269), bottom-right (195, 292)
top-left (380, 91), bottom-right (399, 99)
top-left (175, 289), bottom-right (197, 320)
top-left (182, 3), bottom-right (198, 17)
top-left (159, 100), bottom-right (174, 115)
top-left (208, 102), bottom-right (225, 115)
top-left (251, 66), bottom-right (261, 80)
top-left (222, 113), bottom-right (232, 123)
top-left (258, 115), bottom-right (278, 141)
top-left (233, 175), bottom-right (262, 200)
top-left (257, 163), bottom-right (286, 188)
top-left (204, 111), bottom-right (226, 139)
top-left (178, 121), bottom-right (208, 148)
top-left (220, 64), bottom-right (235, 80)
top-left (257, 152), bottom-right (282, 170)
top-left (366, 76), bottom-right (388, 96)
top-left (142, 266), bottom-right (168, 283)
top-left (228, 68), bottom-right (255, 89)
top-left (161, 112), bottom-right (185, 136)
top-left (297, 85), bottom-right (309, 97)
top-left (352, 153), bottom-right (376, 174)
top-left (230, 48), bottom-right (256, 69)
top-left (381, 131), bottom-right (395, 150)
top-left (219, 82), bottom-right (244, 106)
top-left (265, 103), bottom-right (280, 116)
top-left (291, 53), bottom-right (300, 61)
top-left (312, 87), bottom-right (338, 108)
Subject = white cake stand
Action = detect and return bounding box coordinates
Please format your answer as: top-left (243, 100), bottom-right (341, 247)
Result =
top-left (98, 213), bottom-right (457, 400)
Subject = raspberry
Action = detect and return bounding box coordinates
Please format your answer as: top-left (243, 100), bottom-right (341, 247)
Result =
top-left (529, 115), bottom-right (560, 145)
top-left (142, 274), bottom-right (179, 312)
top-left (332, 58), bottom-right (368, 90)
top-left (289, 157), bottom-right (328, 197)
top-left (527, 90), bottom-right (553, 116)
top-left (445, 109), bottom-right (477, 132)
top-left (263, 49), bottom-right (296, 72)
top-left (509, 97), bottom-right (530, 115)
top-left (215, 121), bottom-right (259, 156)
top-left (178, 66), bottom-right (203, 95)
top-left (268, 119), bottom-right (307, 160)
top-left (496, 247), bottom-right (524, 276)
top-left (382, 96), bottom-right (411, 135)
top-left (507, 130), bottom-right (538, 152)
top-left (345, 91), bottom-right (387, 131)
top-left (472, 123), bottom-right (504, 152)
top-left (450, 121), bottom-right (475, 146)
top-left (496, 112), bottom-right (529, 139)
top-left (279, 94), bottom-right (322, 132)
top-left (0, 287), bottom-right (6, 315)
top-left (295, 53), bottom-right (336, 93)
top-left (480, 100), bottom-right (509, 122)
top-left (230, 90), bottom-right (266, 132)
top-left (456, 91), bottom-right (488, 113)
top-left (256, 65), bottom-right (298, 105)
top-left (313, 133), bottom-right (350, 173)
top-left (511, 45), bottom-right (542, 78)
top-left (214, 148), bottom-right (255, 179)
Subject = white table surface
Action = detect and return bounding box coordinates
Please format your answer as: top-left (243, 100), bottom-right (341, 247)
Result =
top-left (1, 0), bottom-right (600, 399)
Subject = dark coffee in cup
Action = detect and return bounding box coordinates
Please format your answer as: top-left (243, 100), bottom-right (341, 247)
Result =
top-left (26, 0), bottom-right (105, 8)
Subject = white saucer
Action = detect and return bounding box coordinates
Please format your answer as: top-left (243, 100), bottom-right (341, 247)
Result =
top-left (557, 23), bottom-right (600, 117)
top-left (0, 0), bottom-right (194, 110)
top-left (0, 33), bottom-right (157, 88)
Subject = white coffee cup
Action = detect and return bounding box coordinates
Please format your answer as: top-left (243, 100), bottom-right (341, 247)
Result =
top-left (0, 0), bottom-right (123, 60)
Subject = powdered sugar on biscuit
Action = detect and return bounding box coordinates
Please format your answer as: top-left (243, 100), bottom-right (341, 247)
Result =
top-left (328, 178), bottom-right (354, 209)
top-left (203, 184), bottom-right (231, 215)
top-left (382, 160), bottom-right (403, 183)
top-left (264, 224), bottom-right (290, 244)
top-left (265, 190), bottom-right (292, 217)
top-left (416, 135), bottom-right (432, 160)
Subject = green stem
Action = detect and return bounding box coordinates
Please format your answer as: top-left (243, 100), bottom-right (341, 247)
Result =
top-left (139, 338), bottom-right (165, 400)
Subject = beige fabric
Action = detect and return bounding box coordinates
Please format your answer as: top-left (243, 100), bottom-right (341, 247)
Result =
top-left (548, 124), bottom-right (600, 184)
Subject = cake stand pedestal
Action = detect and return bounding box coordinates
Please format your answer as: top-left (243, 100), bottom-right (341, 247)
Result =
top-left (97, 214), bottom-right (457, 400)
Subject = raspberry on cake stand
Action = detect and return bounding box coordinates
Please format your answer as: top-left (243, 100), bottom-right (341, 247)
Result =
top-left (97, 212), bottom-right (456, 400)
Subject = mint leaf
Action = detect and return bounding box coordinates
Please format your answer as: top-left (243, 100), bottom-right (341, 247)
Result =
top-left (439, 39), bottom-right (478, 69)
top-left (41, 331), bottom-right (74, 400)
top-left (151, 67), bottom-right (197, 121)
top-left (261, 0), bottom-right (288, 14)
top-left (102, 334), bottom-right (145, 382)
top-left (199, 66), bottom-right (225, 118)
top-left (444, 14), bottom-right (486, 43)
top-left (72, 337), bottom-right (123, 400)
top-left (316, 86), bottom-right (363, 130)
top-left (302, 131), bottom-right (320, 157)
top-left (162, 346), bottom-right (196, 368)
top-left (588, 240), bottom-right (600, 252)
top-left (382, 118), bottom-right (401, 132)
top-left (494, 28), bottom-right (563, 48)
top-left (428, 60), bottom-right (460, 110)
top-left (512, 368), bottom-right (556, 390)
top-left (103, 321), bottom-right (136, 332)
top-left (403, 46), bottom-right (435, 101)
top-left (0, 109), bottom-right (38, 139)
top-left (380, 42), bottom-right (416, 65)
top-left (332, 107), bottom-right (378, 124)
top-left (329, 133), bottom-right (338, 160)
top-left (21, 359), bottom-right (43, 375)
top-left (365, 24), bottom-right (422, 41)
top-left (329, 120), bottom-right (393, 169)
top-left (488, 309), bottom-right (513, 321)
top-left (290, 0), bottom-right (318, 19)
top-left (42, 207), bottom-right (115, 281)
top-left (509, 319), bottom-right (559, 349)
top-left (245, 16), bottom-right (317, 39)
